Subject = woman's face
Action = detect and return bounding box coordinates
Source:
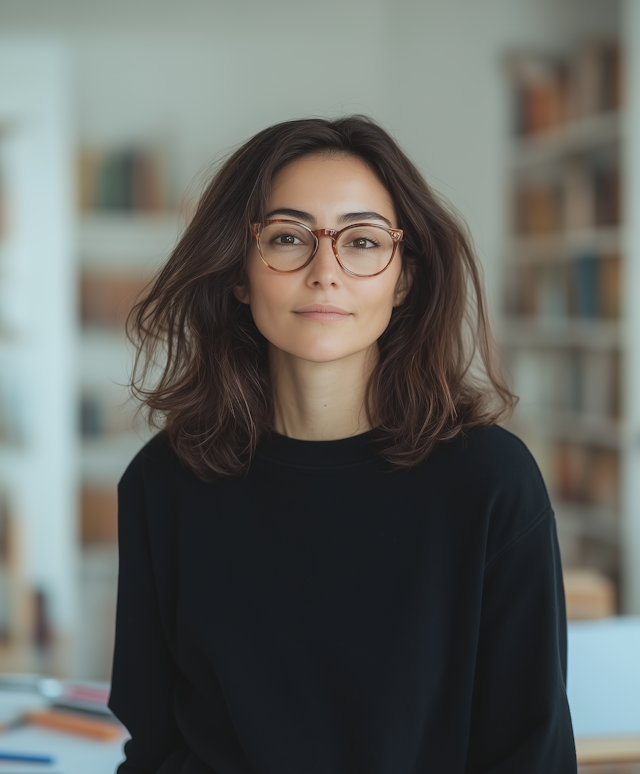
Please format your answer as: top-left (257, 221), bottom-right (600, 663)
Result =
top-left (234, 153), bottom-right (413, 365)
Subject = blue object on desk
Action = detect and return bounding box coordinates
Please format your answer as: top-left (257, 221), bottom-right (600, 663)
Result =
top-left (0, 750), bottom-right (54, 763)
top-left (567, 615), bottom-right (640, 737)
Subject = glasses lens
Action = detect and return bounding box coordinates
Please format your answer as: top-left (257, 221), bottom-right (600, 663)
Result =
top-left (259, 222), bottom-right (315, 271)
top-left (336, 225), bottom-right (394, 276)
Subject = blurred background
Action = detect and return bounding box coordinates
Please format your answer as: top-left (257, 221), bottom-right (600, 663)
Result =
top-left (0, 0), bottom-right (632, 705)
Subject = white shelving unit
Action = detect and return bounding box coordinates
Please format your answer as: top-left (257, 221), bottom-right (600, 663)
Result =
top-left (0, 40), bottom-right (78, 673)
top-left (621, 0), bottom-right (640, 616)
top-left (0, 44), bottom-right (184, 679)
top-left (76, 213), bottom-right (183, 679)
top-left (510, 110), bottom-right (620, 169)
top-left (500, 38), bottom-right (627, 605)
top-left (78, 213), bottom-right (182, 484)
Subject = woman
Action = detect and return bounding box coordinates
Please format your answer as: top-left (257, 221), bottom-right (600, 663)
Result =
top-left (109, 115), bottom-right (577, 773)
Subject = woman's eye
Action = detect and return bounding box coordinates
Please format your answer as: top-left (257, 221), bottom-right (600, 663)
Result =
top-left (349, 238), bottom-right (378, 249)
top-left (273, 233), bottom-right (301, 245)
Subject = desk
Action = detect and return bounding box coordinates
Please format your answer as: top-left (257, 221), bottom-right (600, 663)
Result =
top-left (0, 688), bottom-right (126, 773)
top-left (0, 618), bottom-right (638, 772)
top-left (0, 724), bottom-right (126, 774)
top-left (575, 735), bottom-right (640, 764)
top-left (568, 616), bottom-right (640, 765)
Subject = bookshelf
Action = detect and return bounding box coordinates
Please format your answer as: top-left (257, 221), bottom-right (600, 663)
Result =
top-left (501, 39), bottom-right (624, 597)
top-left (78, 213), bottom-right (182, 507)
top-left (0, 40), bottom-right (78, 674)
top-left (0, 44), bottom-right (184, 679)
top-left (622, 0), bottom-right (640, 620)
top-left (75, 204), bottom-right (182, 679)
top-left (77, 140), bottom-right (180, 505)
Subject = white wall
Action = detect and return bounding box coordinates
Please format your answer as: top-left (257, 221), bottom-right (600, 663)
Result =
top-left (0, 0), bottom-right (619, 310)
top-left (2, 0), bottom-right (619, 302)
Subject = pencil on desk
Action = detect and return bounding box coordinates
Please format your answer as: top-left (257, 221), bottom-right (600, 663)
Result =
top-left (0, 750), bottom-right (55, 763)
top-left (25, 709), bottom-right (123, 741)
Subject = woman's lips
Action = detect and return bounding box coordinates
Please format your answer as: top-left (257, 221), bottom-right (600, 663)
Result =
top-left (293, 304), bottom-right (351, 321)
top-left (294, 311), bottom-right (351, 321)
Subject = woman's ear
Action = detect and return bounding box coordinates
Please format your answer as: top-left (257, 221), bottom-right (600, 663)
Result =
top-left (233, 282), bottom-right (250, 305)
top-left (393, 259), bottom-right (416, 307)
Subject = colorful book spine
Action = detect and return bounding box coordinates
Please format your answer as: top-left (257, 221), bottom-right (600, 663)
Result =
top-left (78, 147), bottom-right (167, 212)
top-left (511, 41), bottom-right (621, 137)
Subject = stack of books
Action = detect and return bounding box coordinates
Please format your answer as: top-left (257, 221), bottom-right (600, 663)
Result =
top-left (78, 146), bottom-right (167, 212)
top-left (509, 40), bottom-right (621, 136)
top-left (80, 271), bottom-right (149, 330)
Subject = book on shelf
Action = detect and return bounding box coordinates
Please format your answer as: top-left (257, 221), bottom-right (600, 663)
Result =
top-left (0, 490), bottom-right (31, 654)
top-left (78, 146), bottom-right (168, 213)
top-left (594, 162), bottom-right (621, 228)
top-left (80, 271), bottom-right (150, 330)
top-left (570, 40), bottom-right (622, 119)
top-left (515, 183), bottom-right (562, 235)
top-left (510, 54), bottom-right (569, 136)
top-left (538, 262), bottom-right (570, 317)
top-left (561, 156), bottom-right (595, 230)
top-left (504, 251), bottom-right (620, 322)
top-left (599, 252), bottom-right (622, 319)
top-left (556, 442), bottom-right (620, 509)
top-left (80, 487), bottom-right (118, 544)
top-left (0, 368), bottom-right (26, 447)
top-left (0, 490), bottom-right (17, 642)
top-left (571, 252), bottom-right (600, 318)
top-left (508, 347), bottom-right (619, 422)
top-left (80, 390), bottom-right (141, 440)
top-left (563, 151), bottom-right (620, 230)
top-left (509, 39), bottom-right (621, 137)
top-left (581, 350), bottom-right (619, 418)
top-left (563, 568), bottom-right (616, 620)
top-left (515, 159), bottom-right (620, 238)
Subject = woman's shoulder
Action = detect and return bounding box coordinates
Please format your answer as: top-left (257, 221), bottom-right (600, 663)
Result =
top-left (451, 423), bottom-right (547, 483)
top-left (437, 421), bottom-right (544, 471)
top-left (119, 430), bottom-right (185, 487)
top-left (435, 424), bottom-right (554, 558)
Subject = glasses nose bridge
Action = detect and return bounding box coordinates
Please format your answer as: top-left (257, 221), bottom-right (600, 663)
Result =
top-left (308, 228), bottom-right (339, 265)
top-left (311, 228), bottom-right (339, 241)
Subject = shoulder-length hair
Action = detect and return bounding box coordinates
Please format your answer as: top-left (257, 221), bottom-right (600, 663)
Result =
top-left (128, 115), bottom-right (516, 480)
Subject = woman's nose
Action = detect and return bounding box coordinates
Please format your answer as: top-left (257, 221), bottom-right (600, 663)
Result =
top-left (310, 235), bottom-right (339, 270)
top-left (309, 236), bottom-right (341, 278)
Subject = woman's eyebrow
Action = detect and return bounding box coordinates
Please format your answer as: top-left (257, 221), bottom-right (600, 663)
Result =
top-left (338, 211), bottom-right (393, 227)
top-left (265, 208), bottom-right (315, 223)
top-left (264, 209), bottom-right (393, 228)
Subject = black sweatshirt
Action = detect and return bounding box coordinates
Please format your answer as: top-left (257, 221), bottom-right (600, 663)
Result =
top-left (108, 424), bottom-right (578, 774)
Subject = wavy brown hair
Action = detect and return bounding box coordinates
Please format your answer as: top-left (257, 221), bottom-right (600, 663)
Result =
top-left (127, 115), bottom-right (516, 480)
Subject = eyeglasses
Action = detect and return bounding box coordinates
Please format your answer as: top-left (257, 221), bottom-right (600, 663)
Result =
top-left (250, 219), bottom-right (403, 277)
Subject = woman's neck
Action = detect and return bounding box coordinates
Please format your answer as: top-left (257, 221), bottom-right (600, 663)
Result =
top-left (268, 343), bottom-right (378, 440)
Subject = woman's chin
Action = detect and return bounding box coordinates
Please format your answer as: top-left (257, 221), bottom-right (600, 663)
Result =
top-left (271, 342), bottom-right (362, 365)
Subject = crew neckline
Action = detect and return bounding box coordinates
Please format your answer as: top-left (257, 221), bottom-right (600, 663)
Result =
top-left (256, 427), bottom-right (382, 468)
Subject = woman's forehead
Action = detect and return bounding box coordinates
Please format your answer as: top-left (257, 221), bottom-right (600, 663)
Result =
top-left (267, 154), bottom-right (396, 221)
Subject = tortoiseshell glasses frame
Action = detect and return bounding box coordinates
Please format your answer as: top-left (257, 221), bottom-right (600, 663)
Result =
top-left (250, 219), bottom-right (404, 278)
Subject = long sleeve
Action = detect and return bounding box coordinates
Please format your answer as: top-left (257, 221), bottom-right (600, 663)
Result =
top-left (108, 456), bottom-right (189, 774)
top-left (464, 508), bottom-right (578, 773)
